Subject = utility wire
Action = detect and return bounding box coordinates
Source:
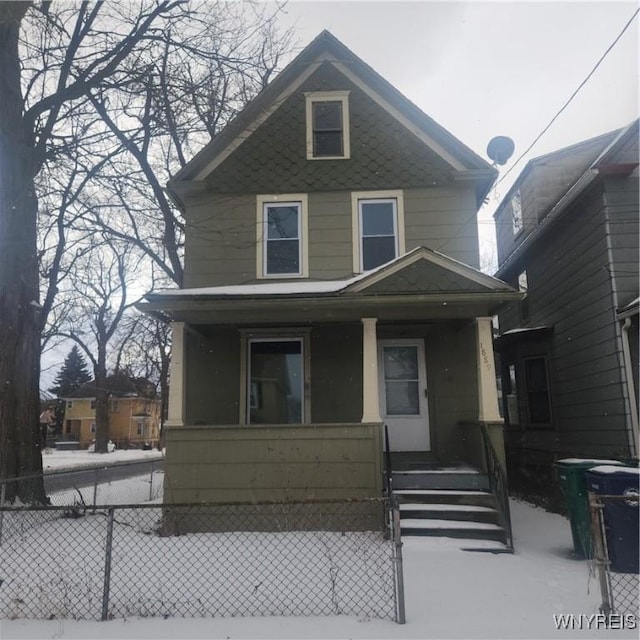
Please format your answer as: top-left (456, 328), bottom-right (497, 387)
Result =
top-left (434, 8), bottom-right (639, 259)
top-left (496, 8), bottom-right (639, 187)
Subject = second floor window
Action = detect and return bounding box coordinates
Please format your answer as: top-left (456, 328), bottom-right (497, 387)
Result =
top-left (359, 198), bottom-right (399, 271)
top-left (257, 195), bottom-right (308, 279)
top-left (264, 202), bottom-right (301, 275)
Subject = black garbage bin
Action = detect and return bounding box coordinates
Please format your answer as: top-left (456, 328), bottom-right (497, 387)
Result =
top-left (587, 466), bottom-right (639, 574)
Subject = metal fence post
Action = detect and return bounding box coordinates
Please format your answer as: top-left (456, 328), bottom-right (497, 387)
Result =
top-left (392, 496), bottom-right (406, 624)
top-left (588, 491), bottom-right (612, 615)
top-left (0, 480), bottom-right (6, 546)
top-left (101, 507), bottom-right (115, 621)
top-left (92, 467), bottom-right (99, 513)
top-left (149, 460), bottom-right (154, 502)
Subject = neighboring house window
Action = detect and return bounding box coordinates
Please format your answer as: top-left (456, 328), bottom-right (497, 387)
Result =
top-left (511, 190), bottom-right (523, 236)
top-left (352, 191), bottom-right (406, 273)
top-left (504, 363), bottom-right (519, 426)
top-left (256, 195), bottom-right (308, 278)
top-left (518, 270), bottom-right (530, 323)
top-left (110, 399), bottom-right (119, 413)
top-left (90, 422), bottom-right (96, 433)
top-left (305, 91), bottom-right (350, 159)
top-left (66, 400), bottom-right (73, 409)
top-left (90, 399), bottom-right (96, 410)
top-left (524, 356), bottom-right (552, 426)
top-left (136, 421), bottom-right (144, 436)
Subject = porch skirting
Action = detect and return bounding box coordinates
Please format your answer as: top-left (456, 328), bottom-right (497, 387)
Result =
top-left (163, 422), bottom-right (384, 504)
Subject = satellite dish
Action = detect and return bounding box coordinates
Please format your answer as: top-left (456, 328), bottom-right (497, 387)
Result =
top-left (487, 136), bottom-right (515, 166)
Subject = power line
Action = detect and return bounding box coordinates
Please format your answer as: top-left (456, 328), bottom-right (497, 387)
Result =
top-left (434, 7), bottom-right (639, 257)
top-left (496, 8), bottom-right (639, 187)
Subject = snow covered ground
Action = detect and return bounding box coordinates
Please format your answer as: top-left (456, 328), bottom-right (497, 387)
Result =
top-left (2, 499), bottom-right (637, 639)
top-left (41, 448), bottom-right (163, 473)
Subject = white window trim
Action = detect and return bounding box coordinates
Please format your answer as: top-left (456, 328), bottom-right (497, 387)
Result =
top-left (256, 194), bottom-right (308, 279)
top-left (239, 328), bottom-right (311, 425)
top-left (305, 91), bottom-right (351, 160)
top-left (351, 190), bottom-right (406, 273)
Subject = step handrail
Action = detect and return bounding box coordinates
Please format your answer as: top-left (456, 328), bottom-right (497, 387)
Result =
top-left (479, 423), bottom-right (514, 552)
top-left (384, 424), bottom-right (393, 497)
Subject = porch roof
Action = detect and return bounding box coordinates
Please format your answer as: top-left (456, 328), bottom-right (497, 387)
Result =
top-left (140, 247), bottom-right (522, 324)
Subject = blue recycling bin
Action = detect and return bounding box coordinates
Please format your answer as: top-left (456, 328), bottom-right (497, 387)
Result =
top-left (587, 466), bottom-right (639, 574)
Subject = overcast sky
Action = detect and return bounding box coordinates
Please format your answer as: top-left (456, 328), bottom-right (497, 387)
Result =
top-left (276, 0), bottom-right (639, 261)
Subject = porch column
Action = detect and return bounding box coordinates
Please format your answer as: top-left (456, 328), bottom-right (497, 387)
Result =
top-left (475, 317), bottom-right (503, 423)
top-left (361, 317), bottom-right (381, 423)
top-left (166, 321), bottom-right (186, 427)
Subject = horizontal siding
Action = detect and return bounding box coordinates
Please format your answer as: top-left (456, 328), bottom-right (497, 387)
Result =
top-left (183, 184), bottom-right (481, 287)
top-left (498, 179), bottom-right (632, 459)
top-left (163, 423), bottom-right (383, 503)
top-left (605, 174), bottom-right (639, 308)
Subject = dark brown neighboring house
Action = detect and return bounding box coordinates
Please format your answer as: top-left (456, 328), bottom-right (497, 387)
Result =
top-left (140, 31), bottom-right (521, 522)
top-left (493, 120), bottom-right (639, 504)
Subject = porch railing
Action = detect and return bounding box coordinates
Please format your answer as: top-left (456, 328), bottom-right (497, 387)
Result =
top-left (479, 423), bottom-right (514, 552)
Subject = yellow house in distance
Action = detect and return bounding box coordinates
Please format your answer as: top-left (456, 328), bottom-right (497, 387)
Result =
top-left (62, 375), bottom-right (161, 449)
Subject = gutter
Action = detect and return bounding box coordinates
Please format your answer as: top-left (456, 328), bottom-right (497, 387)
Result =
top-left (620, 316), bottom-right (639, 457)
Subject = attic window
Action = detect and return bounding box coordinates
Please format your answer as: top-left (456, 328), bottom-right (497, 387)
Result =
top-left (305, 91), bottom-right (350, 160)
top-left (511, 190), bottom-right (523, 236)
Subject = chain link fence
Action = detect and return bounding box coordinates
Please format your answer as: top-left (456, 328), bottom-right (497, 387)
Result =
top-left (589, 492), bottom-right (639, 616)
top-left (0, 498), bottom-right (404, 623)
top-left (1, 458), bottom-right (164, 508)
top-left (0, 459), bottom-right (164, 547)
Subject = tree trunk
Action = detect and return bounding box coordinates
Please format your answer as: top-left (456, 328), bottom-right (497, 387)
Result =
top-left (0, 2), bottom-right (47, 502)
top-left (94, 350), bottom-right (109, 454)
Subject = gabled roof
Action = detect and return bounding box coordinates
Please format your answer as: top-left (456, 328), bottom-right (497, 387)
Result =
top-left (496, 118), bottom-right (639, 278)
top-left (140, 247), bottom-right (521, 325)
top-left (168, 30), bottom-right (496, 205)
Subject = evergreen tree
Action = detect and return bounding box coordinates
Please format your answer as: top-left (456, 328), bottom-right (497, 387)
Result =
top-left (49, 346), bottom-right (92, 397)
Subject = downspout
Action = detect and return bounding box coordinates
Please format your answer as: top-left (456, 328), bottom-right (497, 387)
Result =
top-left (603, 189), bottom-right (635, 457)
top-left (620, 317), bottom-right (639, 456)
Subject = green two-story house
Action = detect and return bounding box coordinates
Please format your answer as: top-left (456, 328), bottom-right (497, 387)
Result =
top-left (141, 31), bottom-right (521, 510)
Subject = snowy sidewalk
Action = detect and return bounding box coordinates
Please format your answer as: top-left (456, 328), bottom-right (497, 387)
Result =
top-left (41, 448), bottom-right (164, 473)
top-left (2, 499), bottom-right (637, 639)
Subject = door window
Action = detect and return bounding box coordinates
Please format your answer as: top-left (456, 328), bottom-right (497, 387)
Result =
top-left (383, 346), bottom-right (420, 416)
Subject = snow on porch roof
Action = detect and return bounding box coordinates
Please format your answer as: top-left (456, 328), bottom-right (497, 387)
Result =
top-left (149, 252), bottom-right (394, 298)
top-left (144, 247), bottom-right (515, 300)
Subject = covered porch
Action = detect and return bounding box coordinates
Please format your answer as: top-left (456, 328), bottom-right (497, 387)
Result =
top-left (141, 248), bottom-right (521, 505)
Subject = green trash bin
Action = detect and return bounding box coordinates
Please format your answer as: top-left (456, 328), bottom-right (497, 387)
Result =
top-left (555, 459), bottom-right (627, 558)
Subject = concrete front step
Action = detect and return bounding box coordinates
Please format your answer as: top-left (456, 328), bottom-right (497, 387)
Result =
top-left (392, 468), bottom-right (490, 491)
top-left (395, 489), bottom-right (497, 508)
top-left (400, 518), bottom-right (507, 543)
top-left (399, 502), bottom-right (500, 525)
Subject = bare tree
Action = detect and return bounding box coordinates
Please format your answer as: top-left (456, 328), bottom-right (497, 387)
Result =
top-left (1, 1), bottom-right (293, 499)
top-left (59, 237), bottom-right (141, 453)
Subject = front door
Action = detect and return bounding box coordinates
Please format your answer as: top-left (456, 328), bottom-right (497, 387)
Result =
top-left (378, 339), bottom-right (430, 451)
